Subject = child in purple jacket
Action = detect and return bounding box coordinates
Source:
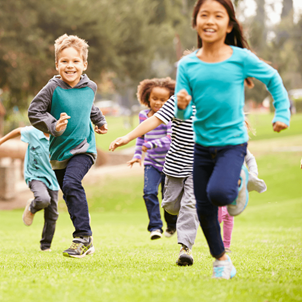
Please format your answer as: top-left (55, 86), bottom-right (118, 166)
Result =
top-left (128, 77), bottom-right (177, 240)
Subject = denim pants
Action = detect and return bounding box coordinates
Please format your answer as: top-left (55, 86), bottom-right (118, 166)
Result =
top-left (28, 180), bottom-right (59, 250)
top-left (55, 154), bottom-right (93, 238)
top-left (193, 143), bottom-right (247, 258)
top-left (143, 165), bottom-right (177, 232)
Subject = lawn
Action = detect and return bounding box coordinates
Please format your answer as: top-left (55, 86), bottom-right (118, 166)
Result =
top-left (95, 115), bottom-right (139, 151)
top-left (0, 114), bottom-right (301, 302)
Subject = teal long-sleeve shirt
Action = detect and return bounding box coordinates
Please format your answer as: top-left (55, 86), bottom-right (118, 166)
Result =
top-left (175, 46), bottom-right (290, 147)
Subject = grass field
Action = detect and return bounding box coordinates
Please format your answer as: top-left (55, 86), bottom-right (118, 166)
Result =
top-left (0, 114), bottom-right (302, 302)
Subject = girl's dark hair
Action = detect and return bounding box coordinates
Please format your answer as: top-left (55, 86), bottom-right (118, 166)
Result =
top-left (137, 77), bottom-right (176, 107)
top-left (192, 0), bottom-right (254, 88)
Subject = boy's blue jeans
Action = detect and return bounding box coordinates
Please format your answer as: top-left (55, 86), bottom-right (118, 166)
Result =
top-left (143, 165), bottom-right (177, 233)
top-left (55, 154), bottom-right (93, 238)
top-left (193, 143), bottom-right (247, 258)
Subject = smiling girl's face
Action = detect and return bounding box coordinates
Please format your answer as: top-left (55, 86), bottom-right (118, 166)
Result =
top-left (195, 0), bottom-right (233, 45)
top-left (148, 87), bottom-right (170, 116)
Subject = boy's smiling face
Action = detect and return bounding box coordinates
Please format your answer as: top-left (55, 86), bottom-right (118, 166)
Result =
top-left (55, 47), bottom-right (87, 87)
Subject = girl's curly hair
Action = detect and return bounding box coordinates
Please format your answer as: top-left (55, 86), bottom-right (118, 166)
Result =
top-left (137, 77), bottom-right (176, 107)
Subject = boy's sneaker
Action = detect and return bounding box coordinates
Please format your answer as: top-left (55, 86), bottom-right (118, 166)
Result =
top-left (225, 248), bottom-right (232, 253)
top-left (164, 228), bottom-right (176, 238)
top-left (176, 245), bottom-right (193, 266)
top-left (63, 236), bottom-right (95, 258)
top-left (227, 166), bottom-right (249, 216)
top-left (22, 199), bottom-right (35, 226)
top-left (41, 248), bottom-right (51, 252)
top-left (150, 229), bottom-right (162, 240)
top-left (212, 255), bottom-right (236, 279)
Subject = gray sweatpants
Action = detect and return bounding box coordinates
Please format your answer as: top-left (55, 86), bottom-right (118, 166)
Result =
top-left (28, 180), bottom-right (59, 250)
top-left (162, 174), bottom-right (199, 250)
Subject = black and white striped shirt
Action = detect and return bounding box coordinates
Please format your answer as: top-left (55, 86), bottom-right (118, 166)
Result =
top-left (154, 96), bottom-right (195, 178)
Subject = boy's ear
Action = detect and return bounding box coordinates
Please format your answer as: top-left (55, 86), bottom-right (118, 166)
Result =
top-left (55, 62), bottom-right (59, 71)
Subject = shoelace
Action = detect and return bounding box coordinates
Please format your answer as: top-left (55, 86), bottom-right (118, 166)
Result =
top-left (69, 242), bottom-right (81, 250)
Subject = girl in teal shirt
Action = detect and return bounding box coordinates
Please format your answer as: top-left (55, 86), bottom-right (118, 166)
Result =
top-left (175, 0), bottom-right (290, 279)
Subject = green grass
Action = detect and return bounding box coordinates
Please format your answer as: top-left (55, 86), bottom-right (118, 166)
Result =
top-left (248, 112), bottom-right (302, 141)
top-left (0, 113), bottom-right (302, 302)
top-left (95, 115), bottom-right (139, 151)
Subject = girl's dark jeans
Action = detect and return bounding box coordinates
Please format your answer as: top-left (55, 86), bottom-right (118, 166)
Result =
top-left (193, 142), bottom-right (247, 258)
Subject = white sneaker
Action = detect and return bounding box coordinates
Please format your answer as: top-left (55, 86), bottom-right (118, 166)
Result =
top-left (164, 228), bottom-right (176, 238)
top-left (150, 229), bottom-right (162, 240)
top-left (212, 255), bottom-right (236, 279)
top-left (41, 248), bottom-right (51, 252)
top-left (22, 199), bottom-right (35, 226)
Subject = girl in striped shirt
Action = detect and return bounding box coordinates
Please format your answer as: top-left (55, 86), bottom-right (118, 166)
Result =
top-left (128, 78), bottom-right (177, 240)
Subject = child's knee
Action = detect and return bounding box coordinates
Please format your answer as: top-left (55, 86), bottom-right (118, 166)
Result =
top-left (36, 194), bottom-right (51, 208)
top-left (62, 179), bottom-right (80, 194)
top-left (207, 186), bottom-right (237, 207)
top-left (162, 202), bottom-right (179, 216)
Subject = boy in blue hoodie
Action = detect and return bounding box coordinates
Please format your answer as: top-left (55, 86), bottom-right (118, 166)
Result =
top-left (28, 34), bottom-right (108, 258)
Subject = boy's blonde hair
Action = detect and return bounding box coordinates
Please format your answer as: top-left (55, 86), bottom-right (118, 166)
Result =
top-left (54, 34), bottom-right (89, 63)
top-left (137, 77), bottom-right (176, 108)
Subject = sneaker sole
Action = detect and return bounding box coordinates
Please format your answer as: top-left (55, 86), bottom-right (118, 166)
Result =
top-left (227, 166), bottom-right (249, 216)
top-left (150, 234), bottom-right (162, 240)
top-left (176, 255), bottom-right (194, 266)
top-left (230, 266), bottom-right (236, 279)
top-left (63, 246), bottom-right (95, 258)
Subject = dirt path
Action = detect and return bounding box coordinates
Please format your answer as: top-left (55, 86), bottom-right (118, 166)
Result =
top-left (1, 135), bottom-right (301, 210)
top-left (0, 161), bottom-right (143, 210)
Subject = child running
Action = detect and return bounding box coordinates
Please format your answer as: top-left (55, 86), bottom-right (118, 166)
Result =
top-left (175, 0), bottom-right (290, 279)
top-left (219, 119), bottom-right (267, 252)
top-left (127, 77), bottom-right (177, 240)
top-left (110, 95), bottom-right (199, 266)
top-left (28, 34), bottom-right (108, 258)
top-left (0, 126), bottom-right (59, 251)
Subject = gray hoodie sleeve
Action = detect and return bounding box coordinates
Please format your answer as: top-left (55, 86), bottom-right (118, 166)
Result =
top-left (28, 81), bottom-right (64, 137)
top-left (245, 149), bottom-right (258, 175)
top-left (90, 104), bottom-right (107, 127)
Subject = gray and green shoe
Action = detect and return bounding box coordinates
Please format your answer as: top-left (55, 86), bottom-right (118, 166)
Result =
top-left (63, 236), bottom-right (95, 258)
top-left (176, 245), bottom-right (193, 266)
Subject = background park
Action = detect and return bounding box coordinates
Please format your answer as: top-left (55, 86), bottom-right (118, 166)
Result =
top-left (0, 0), bottom-right (302, 301)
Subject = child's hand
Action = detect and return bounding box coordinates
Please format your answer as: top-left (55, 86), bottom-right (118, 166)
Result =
top-left (142, 145), bottom-right (148, 152)
top-left (109, 136), bottom-right (130, 151)
top-left (273, 121), bottom-right (288, 133)
top-left (127, 158), bottom-right (141, 168)
top-left (95, 124), bottom-right (108, 134)
top-left (56, 113), bottom-right (70, 132)
top-left (177, 89), bottom-right (192, 110)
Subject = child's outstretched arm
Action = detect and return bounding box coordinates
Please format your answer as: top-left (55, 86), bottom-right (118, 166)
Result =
top-left (0, 127), bottom-right (22, 145)
top-left (141, 122), bottom-right (172, 151)
top-left (109, 116), bottom-right (162, 151)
